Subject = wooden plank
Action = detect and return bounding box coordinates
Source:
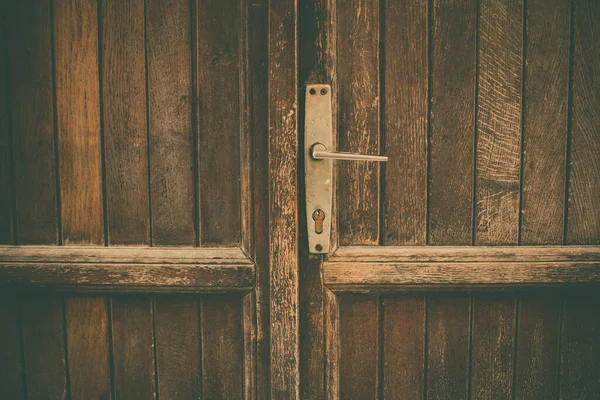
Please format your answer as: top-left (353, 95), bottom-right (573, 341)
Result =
top-left (382, 0), bottom-right (427, 245)
top-left (475, 0), bottom-right (524, 245)
top-left (426, 296), bottom-right (470, 400)
top-left (0, 0), bottom-right (13, 245)
top-left (558, 290), bottom-right (600, 398)
top-left (20, 295), bottom-right (67, 399)
top-left (146, 0), bottom-right (195, 246)
top-left (197, 0), bottom-right (242, 246)
top-left (429, 0), bottom-right (477, 245)
top-left (568, 0), bottom-right (600, 244)
top-left (54, 0), bottom-right (103, 244)
top-left (471, 295), bottom-right (516, 400)
top-left (102, 0), bottom-right (149, 245)
top-left (0, 298), bottom-right (25, 399)
top-left (65, 297), bottom-right (111, 400)
top-left (110, 297), bottom-right (155, 399)
top-left (324, 288), bottom-right (340, 400)
top-left (521, 0), bottom-right (569, 244)
top-left (339, 297), bottom-right (378, 400)
top-left (337, 0), bottom-right (380, 245)
top-left (154, 297), bottom-right (202, 399)
top-left (382, 296), bottom-right (425, 399)
top-left (514, 294), bottom-right (561, 399)
top-left (268, 0), bottom-right (299, 395)
top-left (9, 0), bottom-right (57, 244)
top-left (243, 292), bottom-right (256, 400)
top-left (201, 296), bottom-right (244, 399)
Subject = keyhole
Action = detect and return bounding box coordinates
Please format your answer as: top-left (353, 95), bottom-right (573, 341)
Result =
top-left (312, 209), bottom-right (325, 234)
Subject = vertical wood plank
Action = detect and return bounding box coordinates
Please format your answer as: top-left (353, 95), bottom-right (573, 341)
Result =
top-left (429, 0), bottom-right (477, 245)
top-left (65, 297), bottom-right (111, 400)
top-left (514, 294), bottom-right (561, 399)
top-left (383, 0), bottom-right (428, 245)
top-left (382, 296), bottom-right (425, 399)
top-left (324, 288), bottom-right (340, 400)
top-left (197, 0), bottom-right (242, 246)
top-left (337, 0), bottom-right (380, 245)
top-left (146, 0), bottom-right (195, 246)
top-left (154, 297), bottom-right (201, 399)
top-left (0, 298), bottom-right (25, 399)
top-left (102, 0), bottom-right (148, 245)
top-left (110, 297), bottom-right (155, 399)
top-left (243, 292), bottom-right (257, 400)
top-left (521, 0), bottom-right (569, 244)
top-left (9, 0), bottom-right (57, 244)
top-left (21, 295), bottom-right (67, 399)
top-left (426, 296), bottom-right (470, 400)
top-left (269, 0), bottom-right (299, 396)
top-left (475, 0), bottom-right (523, 245)
top-left (201, 296), bottom-right (244, 400)
top-left (567, 0), bottom-right (600, 244)
top-left (55, 0), bottom-right (103, 244)
top-left (339, 297), bottom-right (378, 400)
top-left (0, 0), bottom-right (12, 244)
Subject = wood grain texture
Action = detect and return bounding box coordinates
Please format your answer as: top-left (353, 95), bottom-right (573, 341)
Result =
top-left (0, 0), bottom-right (12, 245)
top-left (147, 0), bottom-right (195, 246)
top-left (239, 0), bottom-right (252, 255)
top-left (9, 0), bottom-right (57, 244)
top-left (102, 0), bottom-right (149, 245)
top-left (197, 0), bottom-right (241, 246)
top-left (382, 296), bottom-right (425, 399)
top-left (426, 296), bottom-right (470, 400)
top-left (54, 0), bottom-right (103, 244)
top-left (382, 0), bottom-right (427, 245)
top-left (65, 297), bottom-right (111, 400)
top-left (337, 0), bottom-right (380, 245)
top-left (20, 295), bottom-right (67, 399)
top-left (154, 297), bottom-right (202, 399)
top-left (567, 0), bottom-right (600, 244)
top-left (324, 288), bottom-right (340, 400)
top-left (429, 0), bottom-right (477, 245)
top-left (339, 297), bottom-right (378, 400)
top-left (201, 296), bottom-right (244, 399)
top-left (0, 298), bottom-right (25, 399)
top-left (476, 0), bottom-right (523, 245)
top-left (269, 0), bottom-right (299, 396)
top-left (514, 294), bottom-right (561, 399)
top-left (110, 297), bottom-right (155, 399)
top-left (243, 292), bottom-right (256, 400)
top-left (521, 0), bottom-right (569, 244)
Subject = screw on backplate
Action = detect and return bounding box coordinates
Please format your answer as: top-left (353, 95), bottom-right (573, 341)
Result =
top-left (315, 244), bottom-right (323, 251)
top-left (320, 88), bottom-right (328, 95)
top-left (309, 88), bottom-right (316, 95)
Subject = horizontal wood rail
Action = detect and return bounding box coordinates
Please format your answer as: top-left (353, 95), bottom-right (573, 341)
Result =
top-left (0, 246), bottom-right (255, 293)
top-left (324, 246), bottom-right (600, 293)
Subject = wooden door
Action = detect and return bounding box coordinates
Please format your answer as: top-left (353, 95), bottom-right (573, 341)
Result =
top-left (298, 0), bottom-right (600, 399)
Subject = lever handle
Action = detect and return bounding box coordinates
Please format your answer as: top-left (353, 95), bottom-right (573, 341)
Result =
top-left (310, 143), bottom-right (388, 162)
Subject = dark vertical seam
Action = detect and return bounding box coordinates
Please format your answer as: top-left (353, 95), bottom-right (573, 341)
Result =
top-left (426, 0), bottom-right (433, 245)
top-left (240, 0), bottom-right (251, 251)
top-left (107, 297), bottom-right (116, 400)
top-left (151, 298), bottom-right (160, 399)
top-left (50, 0), bottom-right (63, 245)
top-left (467, 295), bottom-right (474, 399)
top-left (191, 0), bottom-right (200, 247)
top-left (563, 0), bottom-right (575, 245)
top-left (61, 297), bottom-right (72, 400)
top-left (17, 302), bottom-right (28, 399)
top-left (511, 296), bottom-right (521, 400)
top-left (518, 0), bottom-right (527, 246)
top-left (97, 0), bottom-right (109, 246)
top-left (143, 0), bottom-right (153, 247)
top-left (198, 297), bottom-right (204, 398)
top-left (422, 296), bottom-right (429, 400)
top-left (471, 0), bottom-right (481, 246)
top-left (378, 0), bottom-right (386, 246)
top-left (555, 297), bottom-right (565, 399)
top-left (377, 296), bottom-right (384, 399)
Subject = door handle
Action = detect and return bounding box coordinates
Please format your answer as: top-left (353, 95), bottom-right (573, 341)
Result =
top-left (305, 84), bottom-right (388, 254)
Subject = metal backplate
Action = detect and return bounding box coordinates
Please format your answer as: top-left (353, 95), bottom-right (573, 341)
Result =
top-left (305, 84), bottom-right (333, 254)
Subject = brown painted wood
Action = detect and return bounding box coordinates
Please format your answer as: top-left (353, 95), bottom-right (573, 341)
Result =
top-left (197, 0), bottom-right (242, 246)
top-left (65, 297), bottom-right (111, 400)
top-left (521, 0), bottom-right (570, 244)
top-left (324, 288), bottom-right (340, 400)
top-left (243, 292), bottom-right (257, 400)
top-left (426, 295), bottom-right (470, 400)
top-left (201, 296), bottom-right (244, 399)
top-left (54, 0), bottom-right (103, 244)
top-left (20, 295), bottom-right (67, 399)
top-left (0, 0), bottom-right (12, 245)
top-left (0, 298), bottom-right (25, 399)
top-left (9, 0), bottom-right (57, 244)
top-left (382, 296), bottom-right (425, 399)
top-left (476, 0), bottom-right (523, 245)
top-left (568, 0), bottom-right (600, 244)
top-left (146, 0), bottom-right (195, 246)
top-left (337, 0), bottom-right (380, 245)
top-left (382, 0), bottom-right (427, 245)
top-left (514, 294), bottom-right (561, 399)
top-left (339, 296), bottom-right (378, 400)
top-left (429, 0), bottom-right (477, 245)
top-left (110, 297), bottom-right (155, 399)
top-left (102, 0), bottom-right (149, 245)
top-left (154, 297), bottom-right (202, 399)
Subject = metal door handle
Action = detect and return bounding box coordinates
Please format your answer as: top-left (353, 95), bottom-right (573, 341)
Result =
top-left (310, 143), bottom-right (388, 162)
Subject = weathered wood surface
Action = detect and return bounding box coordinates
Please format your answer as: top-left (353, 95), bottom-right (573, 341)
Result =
top-left (0, 298), bottom-right (25, 399)
top-left (0, 0), bottom-right (13, 245)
